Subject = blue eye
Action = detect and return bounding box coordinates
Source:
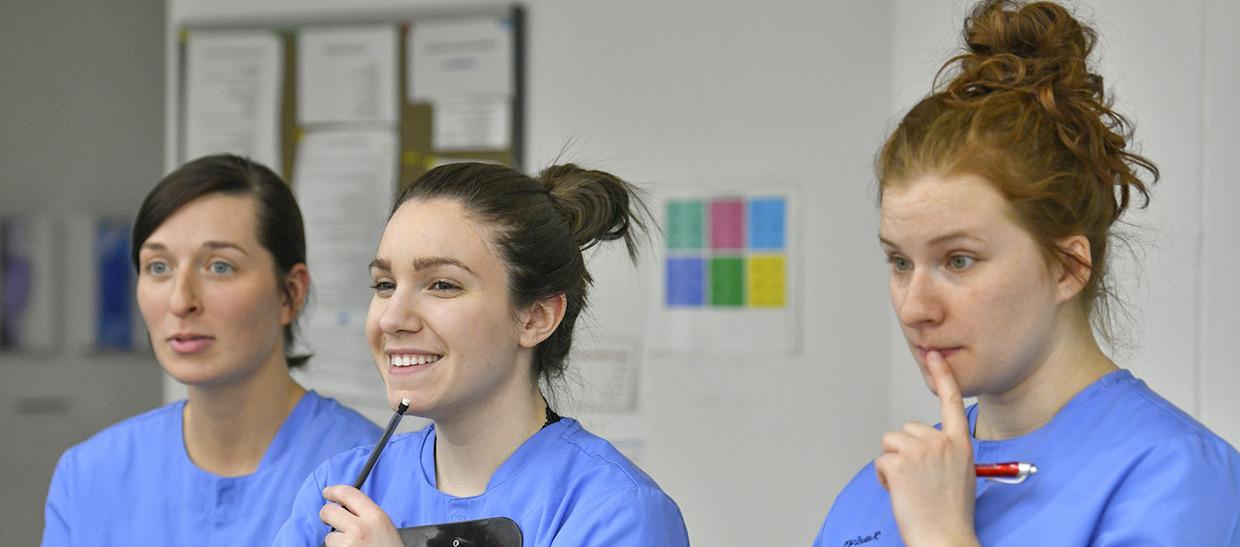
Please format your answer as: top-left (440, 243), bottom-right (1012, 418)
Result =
top-left (209, 261), bottom-right (234, 275)
top-left (948, 255), bottom-right (975, 270)
top-left (888, 256), bottom-right (913, 272)
top-left (146, 261), bottom-right (169, 275)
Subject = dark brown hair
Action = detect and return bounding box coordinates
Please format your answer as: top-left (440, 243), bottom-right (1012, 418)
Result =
top-left (132, 154), bottom-right (311, 367)
top-left (878, 0), bottom-right (1159, 341)
top-left (394, 162), bottom-right (649, 383)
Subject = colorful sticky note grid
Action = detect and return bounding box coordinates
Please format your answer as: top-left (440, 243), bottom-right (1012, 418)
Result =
top-left (665, 257), bottom-right (705, 306)
top-left (665, 200), bottom-right (705, 250)
top-left (747, 197), bottom-right (786, 250)
top-left (709, 199), bottom-right (745, 250)
top-left (747, 255), bottom-right (786, 307)
top-left (709, 257), bottom-right (744, 306)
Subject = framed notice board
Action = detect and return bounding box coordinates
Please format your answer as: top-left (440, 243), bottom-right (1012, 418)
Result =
top-left (177, 5), bottom-right (525, 184)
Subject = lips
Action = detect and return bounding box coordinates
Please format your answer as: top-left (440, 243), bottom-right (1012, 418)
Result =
top-left (168, 333), bottom-right (214, 354)
top-left (916, 345), bottom-right (962, 360)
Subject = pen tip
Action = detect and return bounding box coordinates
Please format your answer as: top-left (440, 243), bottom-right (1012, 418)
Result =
top-left (400, 397), bottom-right (411, 406)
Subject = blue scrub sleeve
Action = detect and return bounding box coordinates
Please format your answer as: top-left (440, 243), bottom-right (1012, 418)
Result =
top-left (271, 464), bottom-right (333, 547)
top-left (550, 486), bottom-right (690, 547)
top-left (41, 451), bottom-right (75, 547)
top-left (1091, 435), bottom-right (1240, 545)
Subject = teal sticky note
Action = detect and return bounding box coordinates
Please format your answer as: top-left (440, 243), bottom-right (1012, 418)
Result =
top-left (710, 257), bottom-right (744, 307)
top-left (665, 200), bottom-right (704, 250)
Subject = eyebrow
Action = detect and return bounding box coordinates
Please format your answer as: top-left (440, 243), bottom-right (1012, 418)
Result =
top-left (368, 256), bottom-right (476, 275)
top-left (878, 230), bottom-right (985, 249)
top-left (203, 241), bottom-right (249, 255)
top-left (140, 241), bottom-right (249, 255)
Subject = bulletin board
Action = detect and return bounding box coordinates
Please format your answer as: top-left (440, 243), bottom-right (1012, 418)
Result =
top-left (174, 6), bottom-right (524, 425)
top-left (176, 5), bottom-right (525, 182)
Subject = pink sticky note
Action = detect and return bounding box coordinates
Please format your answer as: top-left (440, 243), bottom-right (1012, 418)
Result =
top-left (710, 199), bottom-right (744, 249)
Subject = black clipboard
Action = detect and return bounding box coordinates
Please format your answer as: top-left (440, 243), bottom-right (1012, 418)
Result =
top-left (396, 517), bottom-right (523, 547)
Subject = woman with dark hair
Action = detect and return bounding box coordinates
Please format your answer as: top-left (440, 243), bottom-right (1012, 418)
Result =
top-left (273, 162), bottom-right (689, 546)
top-left (42, 154), bottom-right (380, 546)
top-left (814, 2), bottom-right (1240, 545)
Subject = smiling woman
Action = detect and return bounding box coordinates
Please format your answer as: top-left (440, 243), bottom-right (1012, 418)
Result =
top-left (273, 162), bottom-right (690, 546)
top-left (41, 155), bottom-right (381, 547)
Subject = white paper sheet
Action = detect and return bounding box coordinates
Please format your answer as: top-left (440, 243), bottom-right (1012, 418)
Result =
top-left (572, 344), bottom-right (640, 414)
top-left (294, 128), bottom-right (397, 316)
top-left (408, 17), bottom-right (514, 101)
top-left (297, 26), bottom-right (398, 125)
top-left (431, 95), bottom-right (510, 151)
top-left (291, 128), bottom-right (398, 415)
top-left (645, 185), bottom-right (802, 357)
top-left (184, 31), bottom-right (282, 168)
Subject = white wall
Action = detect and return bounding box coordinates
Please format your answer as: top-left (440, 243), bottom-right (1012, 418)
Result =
top-left (0, 1), bottom-right (166, 544)
top-left (887, 0), bottom-right (1240, 448)
top-left (1199, 0), bottom-right (1240, 444)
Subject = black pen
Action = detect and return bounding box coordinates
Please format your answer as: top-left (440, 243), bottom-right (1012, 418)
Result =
top-left (353, 397), bottom-right (411, 490)
top-left (322, 398), bottom-right (412, 544)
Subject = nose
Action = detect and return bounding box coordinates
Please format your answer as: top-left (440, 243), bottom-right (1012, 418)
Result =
top-left (894, 268), bottom-right (943, 329)
top-left (168, 270), bottom-right (201, 318)
top-left (377, 288), bottom-right (424, 335)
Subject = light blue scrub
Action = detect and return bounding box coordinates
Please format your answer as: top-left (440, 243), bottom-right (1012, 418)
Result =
top-left (273, 417), bottom-right (690, 546)
top-left (814, 370), bottom-right (1240, 546)
top-left (42, 391), bottom-right (380, 547)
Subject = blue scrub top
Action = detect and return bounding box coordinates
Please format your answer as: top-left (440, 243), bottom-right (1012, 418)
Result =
top-left (273, 417), bottom-right (690, 546)
top-left (814, 370), bottom-right (1240, 546)
top-left (42, 391), bottom-right (381, 547)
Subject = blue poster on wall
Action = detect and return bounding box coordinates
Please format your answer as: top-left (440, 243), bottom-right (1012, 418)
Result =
top-left (96, 220), bottom-right (133, 350)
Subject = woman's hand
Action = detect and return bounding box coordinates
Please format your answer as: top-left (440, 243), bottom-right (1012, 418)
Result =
top-left (319, 485), bottom-right (404, 547)
top-left (875, 351), bottom-right (980, 547)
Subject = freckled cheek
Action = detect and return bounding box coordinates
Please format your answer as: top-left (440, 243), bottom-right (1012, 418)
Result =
top-left (964, 289), bottom-right (1032, 373)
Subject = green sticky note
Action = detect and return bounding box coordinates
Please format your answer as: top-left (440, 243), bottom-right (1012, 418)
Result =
top-left (710, 257), bottom-right (744, 306)
top-left (665, 200), bottom-right (704, 250)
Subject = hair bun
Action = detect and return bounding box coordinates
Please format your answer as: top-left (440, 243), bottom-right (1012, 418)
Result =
top-left (539, 163), bottom-right (649, 260)
top-left (949, 0), bottom-right (1101, 98)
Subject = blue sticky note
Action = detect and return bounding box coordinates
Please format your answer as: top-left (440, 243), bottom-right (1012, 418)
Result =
top-left (665, 257), bottom-right (704, 307)
top-left (747, 197), bottom-right (786, 250)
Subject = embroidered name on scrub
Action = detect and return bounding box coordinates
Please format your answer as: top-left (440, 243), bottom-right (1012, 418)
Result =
top-left (843, 530), bottom-right (883, 546)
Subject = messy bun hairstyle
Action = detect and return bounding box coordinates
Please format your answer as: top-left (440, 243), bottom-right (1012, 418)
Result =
top-left (878, 0), bottom-right (1159, 341)
top-left (394, 162), bottom-right (649, 383)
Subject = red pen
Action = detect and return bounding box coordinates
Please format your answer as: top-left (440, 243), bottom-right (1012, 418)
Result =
top-left (975, 462), bottom-right (1038, 484)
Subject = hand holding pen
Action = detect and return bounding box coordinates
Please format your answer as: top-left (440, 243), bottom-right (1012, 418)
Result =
top-left (876, 351), bottom-right (981, 547)
top-left (320, 398), bottom-right (410, 547)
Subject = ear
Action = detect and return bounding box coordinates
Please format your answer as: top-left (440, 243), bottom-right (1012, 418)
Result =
top-left (1054, 235), bottom-right (1092, 304)
top-left (517, 293), bottom-right (567, 349)
top-left (279, 263), bottom-right (310, 326)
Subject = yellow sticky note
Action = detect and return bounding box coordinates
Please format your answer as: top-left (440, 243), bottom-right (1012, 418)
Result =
top-left (746, 255), bottom-right (786, 308)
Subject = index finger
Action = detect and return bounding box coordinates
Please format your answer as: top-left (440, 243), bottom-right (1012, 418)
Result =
top-left (926, 350), bottom-right (968, 438)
